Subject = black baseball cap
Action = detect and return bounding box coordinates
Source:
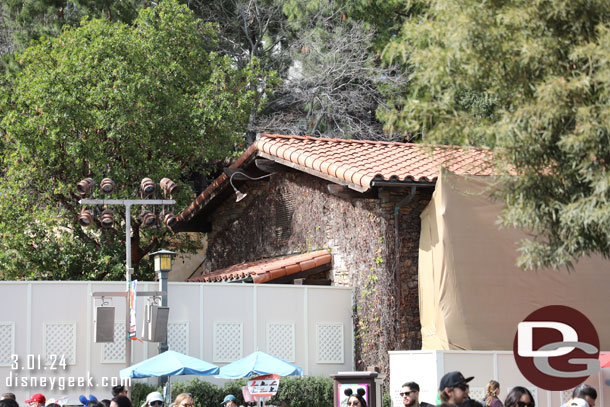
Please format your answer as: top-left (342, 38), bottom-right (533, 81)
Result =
top-left (439, 371), bottom-right (474, 390)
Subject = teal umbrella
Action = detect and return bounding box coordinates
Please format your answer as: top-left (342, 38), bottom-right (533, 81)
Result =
top-left (217, 351), bottom-right (303, 379)
top-left (120, 350), bottom-right (219, 379)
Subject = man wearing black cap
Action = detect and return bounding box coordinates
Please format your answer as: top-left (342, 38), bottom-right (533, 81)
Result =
top-left (438, 371), bottom-right (478, 406)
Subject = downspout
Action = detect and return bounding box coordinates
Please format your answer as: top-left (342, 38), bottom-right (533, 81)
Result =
top-left (393, 185), bottom-right (416, 345)
top-left (393, 186), bottom-right (417, 283)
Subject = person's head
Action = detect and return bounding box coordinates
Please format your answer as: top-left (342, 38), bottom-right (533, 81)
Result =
top-left (100, 400), bottom-right (111, 407)
top-left (400, 382), bottom-right (420, 407)
top-left (504, 386), bottom-right (534, 407)
top-left (47, 403), bottom-right (61, 407)
top-left (173, 394), bottom-right (193, 407)
top-left (568, 399), bottom-right (588, 407)
top-left (344, 388), bottom-right (367, 407)
top-left (1, 395), bottom-right (15, 401)
top-left (142, 393), bottom-right (164, 407)
top-left (112, 386), bottom-right (128, 398)
top-left (220, 395), bottom-right (236, 407)
top-left (80, 395), bottom-right (99, 407)
top-left (25, 394), bottom-right (46, 407)
top-left (573, 384), bottom-right (597, 407)
top-left (0, 399), bottom-right (20, 407)
top-left (111, 396), bottom-right (132, 407)
top-left (439, 371), bottom-right (472, 405)
top-left (485, 380), bottom-right (500, 406)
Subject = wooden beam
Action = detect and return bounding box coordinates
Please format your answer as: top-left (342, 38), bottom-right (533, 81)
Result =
top-left (255, 158), bottom-right (297, 173)
top-left (327, 184), bottom-right (378, 199)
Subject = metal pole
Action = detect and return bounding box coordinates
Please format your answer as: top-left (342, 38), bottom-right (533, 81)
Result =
top-left (158, 269), bottom-right (169, 389)
top-left (79, 198), bottom-right (175, 377)
top-left (125, 203), bottom-right (132, 376)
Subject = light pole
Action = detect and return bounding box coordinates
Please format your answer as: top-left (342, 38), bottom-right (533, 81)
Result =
top-left (78, 177), bottom-right (178, 376)
top-left (149, 249), bottom-right (176, 388)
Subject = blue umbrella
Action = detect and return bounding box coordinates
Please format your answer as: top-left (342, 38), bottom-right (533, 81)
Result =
top-left (217, 351), bottom-right (303, 379)
top-left (120, 350), bottom-right (219, 379)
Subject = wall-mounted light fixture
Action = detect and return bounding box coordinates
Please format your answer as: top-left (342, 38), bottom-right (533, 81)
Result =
top-left (229, 171), bottom-right (275, 202)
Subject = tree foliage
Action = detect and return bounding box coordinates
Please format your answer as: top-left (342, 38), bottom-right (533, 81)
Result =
top-left (383, 0), bottom-right (610, 269)
top-left (0, 0), bottom-right (272, 280)
top-left (254, 0), bottom-right (406, 140)
top-left (0, 0), bottom-right (142, 72)
top-left (258, 19), bottom-right (406, 140)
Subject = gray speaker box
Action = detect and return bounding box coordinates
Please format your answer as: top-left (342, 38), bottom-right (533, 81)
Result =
top-left (94, 306), bottom-right (115, 343)
top-left (141, 304), bottom-right (169, 342)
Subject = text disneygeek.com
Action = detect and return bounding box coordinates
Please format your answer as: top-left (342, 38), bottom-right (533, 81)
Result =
top-left (5, 372), bottom-right (131, 391)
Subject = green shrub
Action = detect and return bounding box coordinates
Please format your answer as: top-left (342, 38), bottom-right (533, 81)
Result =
top-left (220, 379), bottom-right (249, 406)
top-left (172, 378), bottom-right (223, 407)
top-left (269, 376), bottom-right (333, 407)
top-left (382, 391), bottom-right (392, 407)
top-left (166, 376), bottom-right (333, 407)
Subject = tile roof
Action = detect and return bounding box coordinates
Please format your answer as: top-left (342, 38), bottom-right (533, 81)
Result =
top-left (188, 250), bottom-right (332, 284)
top-left (257, 134), bottom-right (494, 191)
top-left (176, 134), bottom-right (494, 223)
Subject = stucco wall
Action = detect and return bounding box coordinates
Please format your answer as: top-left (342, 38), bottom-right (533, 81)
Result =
top-left (199, 172), bottom-right (433, 380)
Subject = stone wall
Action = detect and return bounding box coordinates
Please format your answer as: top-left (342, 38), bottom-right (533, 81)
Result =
top-left (201, 171), bottom-right (433, 380)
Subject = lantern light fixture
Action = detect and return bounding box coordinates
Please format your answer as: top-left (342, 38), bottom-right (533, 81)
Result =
top-left (149, 249), bottom-right (176, 273)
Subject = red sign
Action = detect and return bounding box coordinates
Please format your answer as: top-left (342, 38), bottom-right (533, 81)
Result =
top-left (247, 374), bottom-right (280, 397)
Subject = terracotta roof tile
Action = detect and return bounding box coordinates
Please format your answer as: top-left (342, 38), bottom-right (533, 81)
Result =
top-left (188, 250), bottom-right (332, 284)
top-left (257, 134), bottom-right (494, 189)
top-left (177, 134), bottom-right (494, 224)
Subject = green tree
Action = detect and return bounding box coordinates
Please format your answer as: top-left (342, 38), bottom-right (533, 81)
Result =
top-left (185, 0), bottom-right (287, 144)
top-left (254, 0), bottom-right (406, 140)
top-left (0, 0), bottom-right (273, 280)
top-left (0, 0), bottom-right (142, 72)
top-left (383, 0), bottom-right (610, 269)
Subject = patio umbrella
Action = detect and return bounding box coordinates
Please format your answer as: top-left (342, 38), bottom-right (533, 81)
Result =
top-left (600, 352), bottom-right (610, 368)
top-left (120, 350), bottom-right (219, 379)
top-left (217, 351), bottom-right (303, 379)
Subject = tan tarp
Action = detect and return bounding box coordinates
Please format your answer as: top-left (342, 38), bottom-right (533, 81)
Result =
top-left (419, 169), bottom-right (610, 350)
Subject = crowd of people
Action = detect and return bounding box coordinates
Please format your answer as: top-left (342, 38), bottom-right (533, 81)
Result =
top-left (0, 376), bottom-right (600, 407)
top-left (0, 386), bottom-right (241, 407)
top-left (400, 371), bottom-right (598, 407)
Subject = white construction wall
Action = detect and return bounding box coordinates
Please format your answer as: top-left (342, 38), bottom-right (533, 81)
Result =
top-left (389, 350), bottom-right (608, 407)
top-left (0, 281), bottom-right (354, 403)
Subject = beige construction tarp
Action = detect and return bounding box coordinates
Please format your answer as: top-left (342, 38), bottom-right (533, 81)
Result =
top-left (419, 169), bottom-right (610, 350)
